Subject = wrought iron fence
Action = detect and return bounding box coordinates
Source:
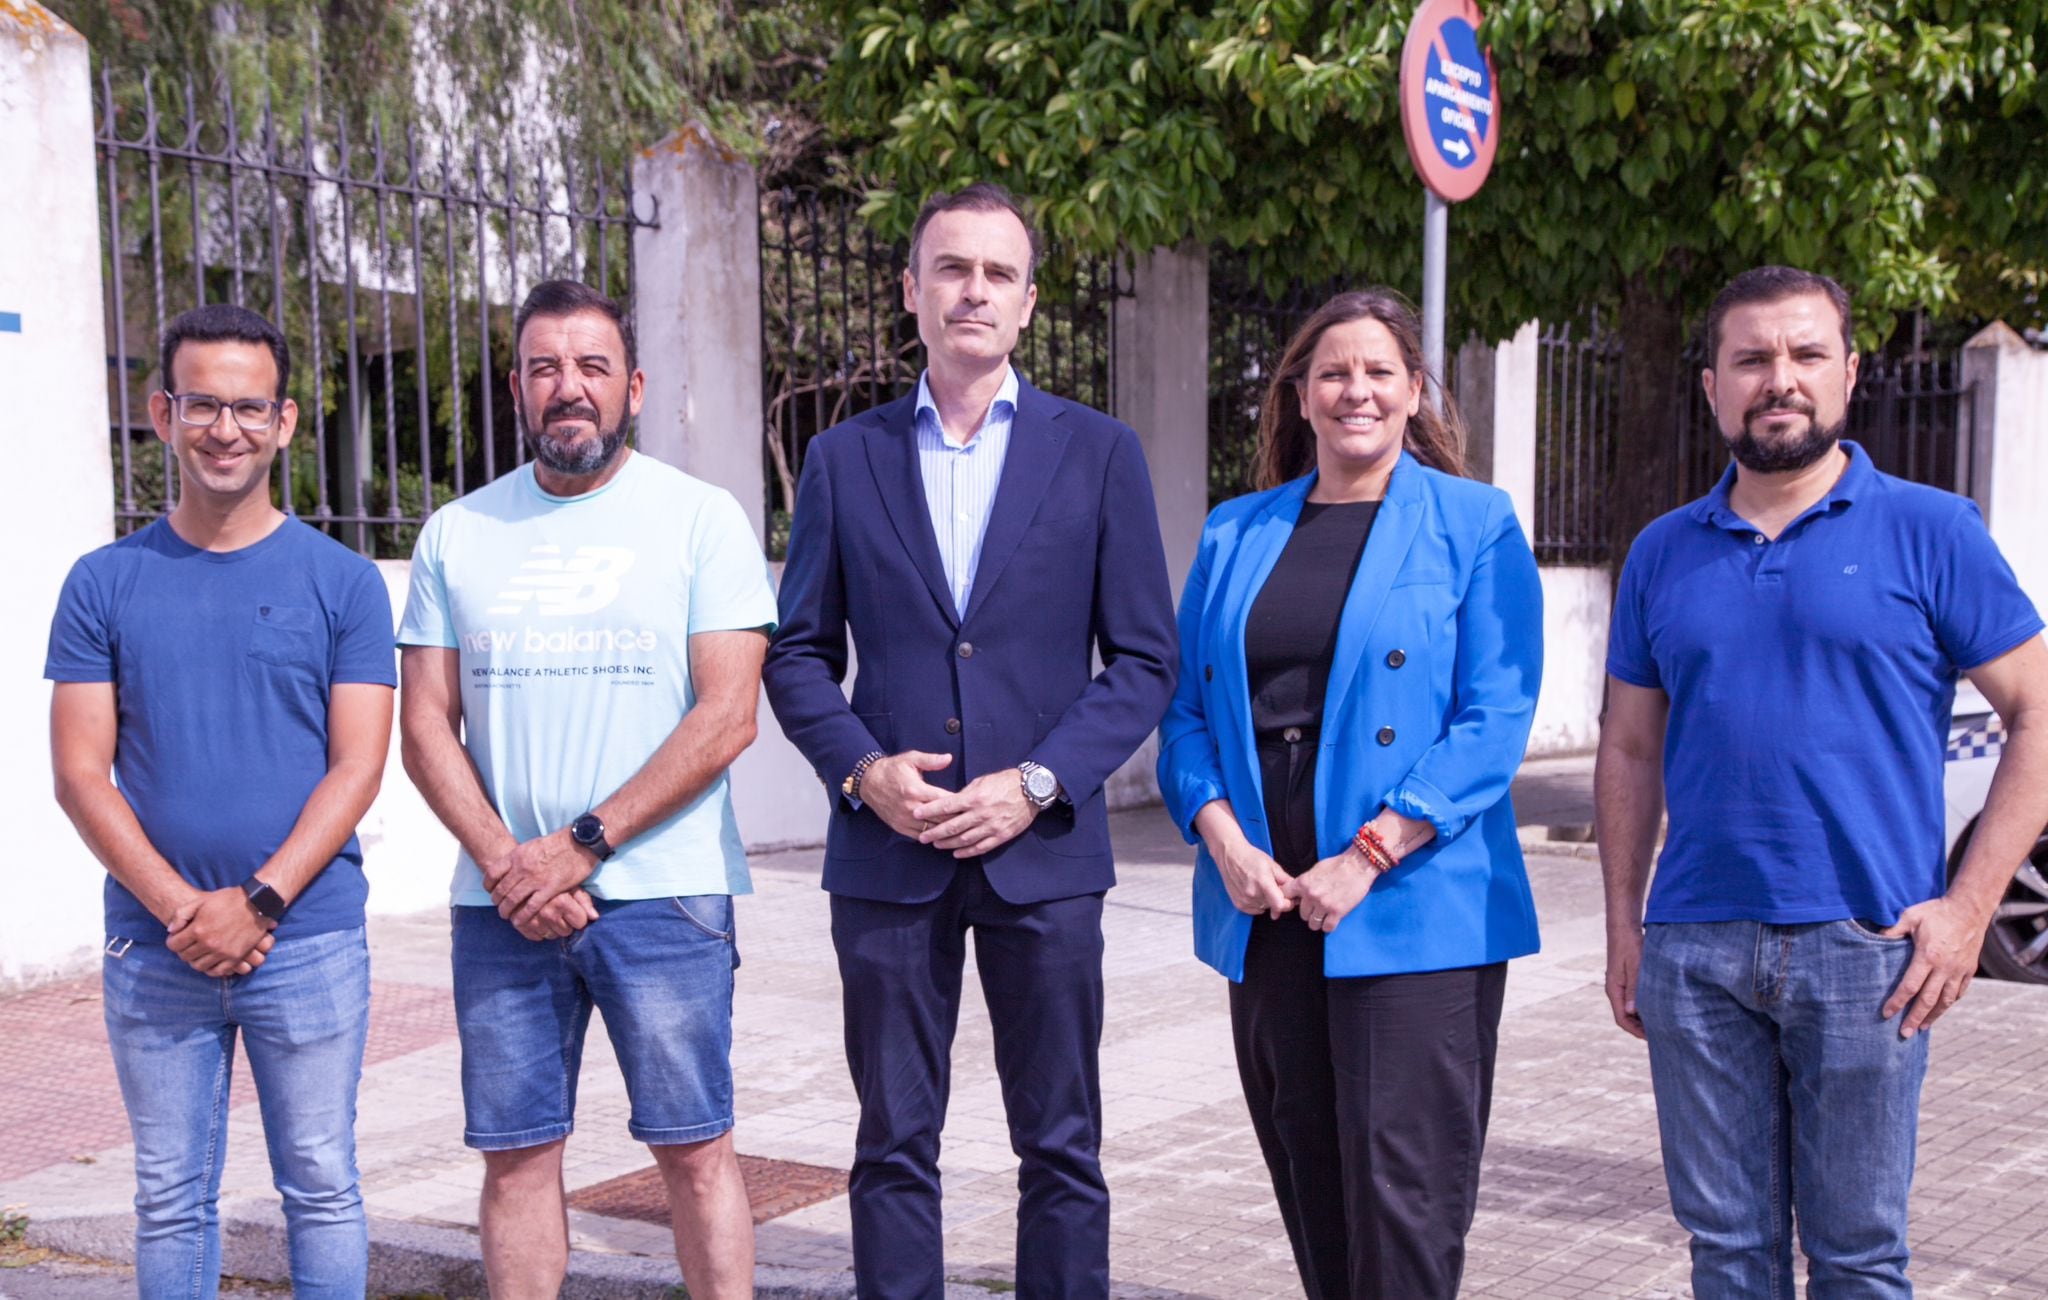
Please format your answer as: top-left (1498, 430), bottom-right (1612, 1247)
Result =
top-left (1670, 324), bottom-right (1974, 505)
top-left (95, 71), bottom-right (655, 558)
top-left (1535, 314), bottom-right (1621, 564)
top-left (759, 188), bottom-right (1129, 557)
top-left (1537, 313), bottom-right (1973, 564)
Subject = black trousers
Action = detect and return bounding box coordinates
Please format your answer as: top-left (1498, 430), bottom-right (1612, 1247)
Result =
top-left (1238, 731), bottom-right (1507, 1300)
top-left (830, 866), bottom-right (1109, 1300)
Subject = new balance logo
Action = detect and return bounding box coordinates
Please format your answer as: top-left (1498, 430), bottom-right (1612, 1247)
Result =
top-left (485, 545), bottom-right (635, 616)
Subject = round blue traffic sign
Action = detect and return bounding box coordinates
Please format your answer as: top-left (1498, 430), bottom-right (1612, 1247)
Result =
top-left (1400, 0), bottom-right (1502, 202)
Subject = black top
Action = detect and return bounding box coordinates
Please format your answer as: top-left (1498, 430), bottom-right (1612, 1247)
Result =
top-left (1245, 500), bottom-right (1380, 736)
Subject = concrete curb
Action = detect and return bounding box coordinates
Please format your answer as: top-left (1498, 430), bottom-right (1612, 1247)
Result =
top-left (1516, 830), bottom-right (1602, 861)
top-left (21, 1204), bottom-right (992, 1299)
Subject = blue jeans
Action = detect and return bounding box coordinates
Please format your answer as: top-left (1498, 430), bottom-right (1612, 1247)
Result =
top-left (101, 925), bottom-right (370, 1300)
top-left (451, 895), bottom-right (739, 1150)
top-left (1637, 919), bottom-right (1930, 1299)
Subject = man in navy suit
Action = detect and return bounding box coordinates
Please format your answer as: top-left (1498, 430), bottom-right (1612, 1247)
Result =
top-left (764, 183), bottom-right (1177, 1299)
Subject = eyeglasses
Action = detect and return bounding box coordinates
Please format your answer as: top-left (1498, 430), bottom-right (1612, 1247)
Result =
top-left (162, 390), bottom-right (283, 431)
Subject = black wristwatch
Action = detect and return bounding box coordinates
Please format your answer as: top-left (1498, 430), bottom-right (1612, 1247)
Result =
top-left (570, 812), bottom-right (616, 862)
top-left (241, 877), bottom-right (287, 921)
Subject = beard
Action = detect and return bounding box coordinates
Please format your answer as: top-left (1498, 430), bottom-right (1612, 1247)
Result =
top-left (524, 398), bottom-right (630, 476)
top-left (1723, 395), bottom-right (1846, 473)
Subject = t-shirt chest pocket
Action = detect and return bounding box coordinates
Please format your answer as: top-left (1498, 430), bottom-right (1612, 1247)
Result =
top-left (248, 604), bottom-right (322, 669)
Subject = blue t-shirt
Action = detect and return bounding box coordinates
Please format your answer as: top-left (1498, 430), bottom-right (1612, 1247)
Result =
top-left (398, 453), bottom-right (778, 904)
top-left (1608, 443), bottom-right (2042, 926)
top-left (45, 517), bottom-right (398, 940)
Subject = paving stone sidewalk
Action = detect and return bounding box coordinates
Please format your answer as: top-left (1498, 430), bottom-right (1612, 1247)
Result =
top-left (3, 796), bottom-right (2045, 1298)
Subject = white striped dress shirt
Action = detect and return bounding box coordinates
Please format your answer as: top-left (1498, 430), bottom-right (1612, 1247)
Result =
top-left (914, 366), bottom-right (1018, 617)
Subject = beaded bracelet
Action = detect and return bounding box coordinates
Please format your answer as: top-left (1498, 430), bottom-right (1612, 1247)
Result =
top-left (842, 750), bottom-right (886, 800)
top-left (1351, 822), bottom-right (1398, 873)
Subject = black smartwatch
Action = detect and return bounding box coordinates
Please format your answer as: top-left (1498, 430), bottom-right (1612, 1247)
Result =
top-left (570, 812), bottom-right (616, 862)
top-left (241, 877), bottom-right (287, 921)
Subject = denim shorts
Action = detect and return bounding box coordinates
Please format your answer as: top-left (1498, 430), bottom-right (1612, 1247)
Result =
top-left (451, 895), bottom-right (739, 1150)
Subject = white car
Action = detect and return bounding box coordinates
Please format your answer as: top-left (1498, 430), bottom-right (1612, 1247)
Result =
top-left (1944, 682), bottom-right (2048, 984)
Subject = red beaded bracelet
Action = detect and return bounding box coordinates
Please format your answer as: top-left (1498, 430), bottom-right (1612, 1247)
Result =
top-left (1352, 823), bottom-right (1397, 873)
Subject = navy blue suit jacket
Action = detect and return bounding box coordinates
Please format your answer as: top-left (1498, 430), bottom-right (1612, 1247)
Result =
top-left (764, 378), bottom-right (1178, 905)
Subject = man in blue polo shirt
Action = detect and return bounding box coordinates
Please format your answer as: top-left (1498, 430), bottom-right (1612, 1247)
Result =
top-left (1596, 266), bottom-right (2048, 1298)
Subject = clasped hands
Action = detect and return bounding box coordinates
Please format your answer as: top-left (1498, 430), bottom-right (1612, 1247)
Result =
top-left (858, 750), bottom-right (1039, 859)
top-left (165, 886), bottom-right (277, 977)
top-left (483, 828), bottom-right (601, 941)
top-left (1216, 838), bottom-right (1380, 933)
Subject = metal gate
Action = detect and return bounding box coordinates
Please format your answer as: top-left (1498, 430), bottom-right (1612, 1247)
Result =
top-left (95, 72), bottom-right (656, 558)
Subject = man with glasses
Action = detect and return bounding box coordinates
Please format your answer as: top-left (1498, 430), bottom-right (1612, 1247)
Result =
top-left (46, 304), bottom-right (396, 1296)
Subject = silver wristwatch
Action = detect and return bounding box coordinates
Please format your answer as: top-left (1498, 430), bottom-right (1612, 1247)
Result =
top-left (1018, 761), bottom-right (1061, 810)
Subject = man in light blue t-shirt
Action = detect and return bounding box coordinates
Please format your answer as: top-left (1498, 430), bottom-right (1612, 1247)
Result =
top-left (398, 280), bottom-right (775, 1300)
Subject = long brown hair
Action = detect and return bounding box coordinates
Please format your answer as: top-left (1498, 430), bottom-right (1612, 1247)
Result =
top-left (1254, 288), bottom-right (1469, 491)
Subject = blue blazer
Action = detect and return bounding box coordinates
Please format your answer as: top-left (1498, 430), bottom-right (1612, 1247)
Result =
top-left (764, 379), bottom-right (1178, 906)
top-left (1157, 454), bottom-right (1543, 979)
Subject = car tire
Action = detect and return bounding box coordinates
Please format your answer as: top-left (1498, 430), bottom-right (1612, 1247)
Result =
top-left (1948, 820), bottom-right (2048, 985)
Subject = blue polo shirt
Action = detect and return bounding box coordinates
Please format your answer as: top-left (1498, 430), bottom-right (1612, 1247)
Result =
top-left (1608, 442), bottom-right (2041, 926)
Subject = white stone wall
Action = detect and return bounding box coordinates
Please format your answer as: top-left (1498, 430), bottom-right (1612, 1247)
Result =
top-left (1529, 565), bottom-right (1610, 757)
top-left (0, 7), bottom-right (116, 988)
top-left (1963, 323), bottom-right (2048, 614)
top-left (1491, 322), bottom-right (1540, 543)
top-left (354, 562), bottom-right (460, 915)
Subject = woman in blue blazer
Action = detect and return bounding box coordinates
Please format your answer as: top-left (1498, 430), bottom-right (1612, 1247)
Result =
top-left (1158, 289), bottom-right (1542, 1299)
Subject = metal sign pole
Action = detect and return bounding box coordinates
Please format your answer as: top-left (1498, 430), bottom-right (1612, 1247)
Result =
top-left (1401, 0), bottom-right (1499, 403)
top-left (1423, 189), bottom-right (1447, 390)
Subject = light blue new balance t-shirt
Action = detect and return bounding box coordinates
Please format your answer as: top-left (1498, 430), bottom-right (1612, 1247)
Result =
top-left (398, 452), bottom-right (778, 903)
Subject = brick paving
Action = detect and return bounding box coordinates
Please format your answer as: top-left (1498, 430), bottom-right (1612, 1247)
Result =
top-left (3, 795), bottom-right (2045, 1297)
top-left (0, 974), bottom-right (456, 1182)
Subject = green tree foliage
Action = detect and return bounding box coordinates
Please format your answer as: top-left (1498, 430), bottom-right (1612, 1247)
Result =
top-left (826, 0), bottom-right (2045, 339)
top-left (822, 0), bottom-right (2048, 546)
top-left (56, 0), bottom-right (831, 178)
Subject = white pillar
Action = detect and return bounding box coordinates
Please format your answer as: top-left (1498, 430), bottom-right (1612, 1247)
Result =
top-left (0, 5), bottom-right (115, 986)
top-left (1099, 245), bottom-right (1209, 809)
top-left (1455, 320), bottom-right (1537, 540)
top-left (1961, 322), bottom-right (2048, 611)
top-left (630, 124), bottom-right (766, 539)
top-left (631, 130), bottom-right (813, 849)
top-left (1111, 243), bottom-right (1210, 600)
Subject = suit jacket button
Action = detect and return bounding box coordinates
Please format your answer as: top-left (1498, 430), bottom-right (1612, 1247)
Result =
top-left (957, 642), bottom-right (974, 659)
top-left (1376, 726), bottom-right (1396, 746)
top-left (945, 717), bottom-right (962, 734)
top-left (1386, 648), bottom-right (1407, 669)
top-left (1205, 665), bottom-right (1213, 682)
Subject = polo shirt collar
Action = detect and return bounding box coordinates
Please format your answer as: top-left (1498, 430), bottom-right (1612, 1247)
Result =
top-left (1689, 439), bottom-right (1873, 531)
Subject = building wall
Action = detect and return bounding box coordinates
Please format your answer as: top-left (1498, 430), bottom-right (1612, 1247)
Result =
top-left (1529, 565), bottom-right (1610, 758)
top-left (0, 7), bottom-right (117, 988)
